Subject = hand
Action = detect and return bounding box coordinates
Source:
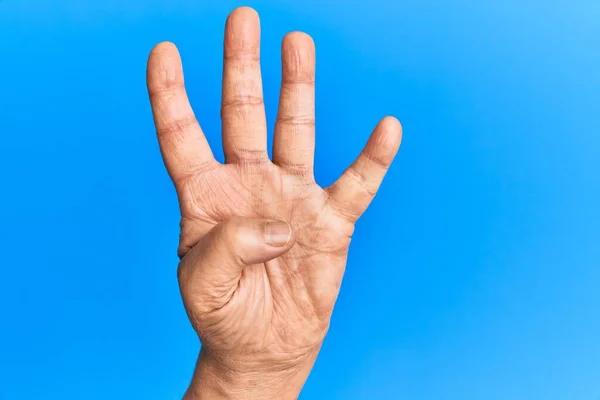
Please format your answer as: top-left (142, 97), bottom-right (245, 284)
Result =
top-left (147, 7), bottom-right (402, 399)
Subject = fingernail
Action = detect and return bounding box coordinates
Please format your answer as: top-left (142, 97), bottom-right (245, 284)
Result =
top-left (265, 221), bottom-right (291, 247)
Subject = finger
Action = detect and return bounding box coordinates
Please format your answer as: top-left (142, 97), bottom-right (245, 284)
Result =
top-left (221, 7), bottom-right (268, 163)
top-left (177, 217), bottom-right (295, 312)
top-left (326, 116), bottom-right (402, 222)
top-left (272, 32), bottom-right (316, 175)
top-left (147, 42), bottom-right (216, 183)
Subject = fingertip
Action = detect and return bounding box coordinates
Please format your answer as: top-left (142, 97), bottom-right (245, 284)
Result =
top-left (148, 42), bottom-right (180, 69)
top-left (227, 6), bottom-right (261, 30)
top-left (150, 41), bottom-right (178, 56)
top-left (147, 41), bottom-right (184, 92)
top-left (224, 6), bottom-right (261, 60)
top-left (230, 6), bottom-right (260, 18)
top-left (377, 115), bottom-right (403, 152)
top-left (283, 31), bottom-right (315, 49)
top-left (281, 32), bottom-right (316, 75)
top-left (381, 116), bottom-right (402, 137)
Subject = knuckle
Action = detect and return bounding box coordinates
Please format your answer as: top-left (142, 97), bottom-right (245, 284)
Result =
top-left (221, 94), bottom-right (264, 110)
top-left (155, 114), bottom-right (198, 138)
top-left (223, 48), bottom-right (260, 62)
top-left (148, 80), bottom-right (185, 99)
top-left (277, 114), bottom-right (315, 127)
top-left (222, 217), bottom-right (249, 243)
top-left (218, 219), bottom-right (258, 265)
top-left (281, 75), bottom-right (315, 86)
top-left (344, 167), bottom-right (377, 197)
top-left (362, 151), bottom-right (390, 170)
top-left (275, 161), bottom-right (313, 177)
top-left (325, 189), bottom-right (361, 222)
top-left (238, 148), bottom-right (269, 161)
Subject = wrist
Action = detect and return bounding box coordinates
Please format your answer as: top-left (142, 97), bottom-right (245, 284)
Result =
top-left (184, 347), bottom-right (320, 400)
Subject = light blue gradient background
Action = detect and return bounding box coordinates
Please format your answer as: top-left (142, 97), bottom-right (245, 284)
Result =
top-left (1, 1), bottom-right (599, 399)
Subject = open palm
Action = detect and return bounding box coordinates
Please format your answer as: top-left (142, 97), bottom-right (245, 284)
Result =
top-left (147, 6), bottom-right (402, 386)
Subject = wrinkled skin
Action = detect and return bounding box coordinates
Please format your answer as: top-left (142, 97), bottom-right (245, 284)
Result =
top-left (147, 6), bottom-right (402, 398)
top-left (176, 159), bottom-right (353, 353)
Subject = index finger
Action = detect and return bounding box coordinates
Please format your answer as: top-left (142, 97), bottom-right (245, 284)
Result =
top-left (147, 42), bottom-right (216, 183)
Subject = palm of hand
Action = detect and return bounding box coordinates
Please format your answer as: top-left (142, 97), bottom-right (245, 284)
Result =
top-left (178, 161), bottom-right (352, 354)
top-left (147, 7), bottom-right (401, 367)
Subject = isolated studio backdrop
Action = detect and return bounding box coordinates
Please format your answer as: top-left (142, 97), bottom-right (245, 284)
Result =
top-left (0, 1), bottom-right (599, 399)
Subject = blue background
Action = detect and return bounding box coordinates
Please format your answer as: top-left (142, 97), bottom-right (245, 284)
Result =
top-left (1, 1), bottom-right (598, 399)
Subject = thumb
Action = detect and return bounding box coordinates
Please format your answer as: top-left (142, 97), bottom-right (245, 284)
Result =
top-left (177, 217), bottom-right (295, 310)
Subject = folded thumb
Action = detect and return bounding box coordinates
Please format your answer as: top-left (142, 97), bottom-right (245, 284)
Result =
top-left (177, 217), bottom-right (295, 308)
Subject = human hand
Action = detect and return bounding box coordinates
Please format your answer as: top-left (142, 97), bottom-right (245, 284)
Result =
top-left (146, 7), bottom-right (402, 399)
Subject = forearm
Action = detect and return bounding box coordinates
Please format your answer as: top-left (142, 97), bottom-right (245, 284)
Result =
top-left (184, 348), bottom-right (319, 400)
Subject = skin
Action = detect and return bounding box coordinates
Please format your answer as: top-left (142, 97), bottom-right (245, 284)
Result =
top-left (146, 7), bottom-right (402, 400)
